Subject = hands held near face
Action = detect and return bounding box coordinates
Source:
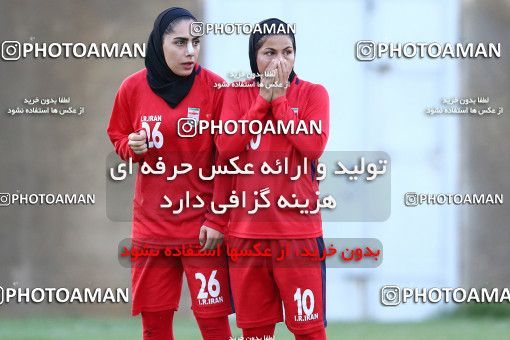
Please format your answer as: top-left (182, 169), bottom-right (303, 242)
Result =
top-left (259, 57), bottom-right (291, 102)
top-left (272, 57), bottom-right (291, 100)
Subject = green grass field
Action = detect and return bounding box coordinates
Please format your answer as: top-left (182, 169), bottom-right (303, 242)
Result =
top-left (0, 315), bottom-right (509, 340)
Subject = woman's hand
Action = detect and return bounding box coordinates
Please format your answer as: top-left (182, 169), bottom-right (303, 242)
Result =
top-left (272, 58), bottom-right (291, 100)
top-left (128, 129), bottom-right (148, 155)
top-left (199, 225), bottom-right (224, 251)
top-left (259, 59), bottom-right (278, 102)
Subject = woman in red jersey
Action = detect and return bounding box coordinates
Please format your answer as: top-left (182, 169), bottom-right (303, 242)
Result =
top-left (107, 7), bottom-right (232, 340)
top-left (217, 18), bottom-right (329, 340)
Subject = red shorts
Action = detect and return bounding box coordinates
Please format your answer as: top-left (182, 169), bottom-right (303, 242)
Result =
top-left (131, 246), bottom-right (233, 318)
top-left (227, 236), bottom-right (327, 334)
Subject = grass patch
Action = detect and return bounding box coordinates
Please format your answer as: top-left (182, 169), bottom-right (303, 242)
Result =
top-left (0, 315), bottom-right (510, 339)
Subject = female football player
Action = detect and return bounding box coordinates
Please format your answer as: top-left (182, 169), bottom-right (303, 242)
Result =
top-left (217, 17), bottom-right (329, 340)
top-left (107, 7), bottom-right (232, 340)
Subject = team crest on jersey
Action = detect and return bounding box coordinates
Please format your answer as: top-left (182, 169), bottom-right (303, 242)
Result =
top-left (292, 107), bottom-right (299, 115)
top-left (187, 107), bottom-right (200, 125)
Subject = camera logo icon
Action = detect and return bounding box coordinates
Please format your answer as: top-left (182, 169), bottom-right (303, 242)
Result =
top-left (356, 40), bottom-right (376, 61)
top-left (404, 192), bottom-right (419, 207)
top-left (0, 193), bottom-right (11, 206)
top-left (177, 118), bottom-right (198, 138)
top-left (190, 22), bottom-right (205, 37)
top-left (2, 41), bottom-right (21, 61)
top-left (381, 285), bottom-right (401, 306)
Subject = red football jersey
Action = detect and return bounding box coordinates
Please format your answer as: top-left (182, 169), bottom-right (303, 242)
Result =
top-left (107, 66), bottom-right (227, 244)
top-left (216, 77), bottom-right (330, 239)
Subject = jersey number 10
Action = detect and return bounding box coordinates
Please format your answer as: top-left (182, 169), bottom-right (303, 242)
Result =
top-left (294, 288), bottom-right (315, 316)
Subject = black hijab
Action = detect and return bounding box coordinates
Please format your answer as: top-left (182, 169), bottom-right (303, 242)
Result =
top-left (145, 7), bottom-right (197, 108)
top-left (248, 18), bottom-right (296, 83)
